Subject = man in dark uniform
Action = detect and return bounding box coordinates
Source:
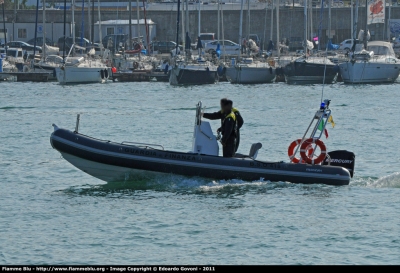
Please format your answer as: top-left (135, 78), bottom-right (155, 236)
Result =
top-left (202, 98), bottom-right (244, 157)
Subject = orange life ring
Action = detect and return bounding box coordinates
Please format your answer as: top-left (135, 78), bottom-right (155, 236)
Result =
top-left (300, 138), bottom-right (327, 165)
top-left (288, 139), bottom-right (314, 164)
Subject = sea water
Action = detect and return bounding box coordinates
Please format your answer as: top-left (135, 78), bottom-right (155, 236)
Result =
top-left (0, 81), bottom-right (399, 264)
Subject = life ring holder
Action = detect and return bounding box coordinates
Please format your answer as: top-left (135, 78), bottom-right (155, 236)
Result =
top-left (300, 138), bottom-right (327, 165)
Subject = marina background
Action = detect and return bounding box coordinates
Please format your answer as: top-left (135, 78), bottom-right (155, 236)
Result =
top-left (2, 3), bottom-right (400, 47)
top-left (0, 81), bottom-right (399, 264)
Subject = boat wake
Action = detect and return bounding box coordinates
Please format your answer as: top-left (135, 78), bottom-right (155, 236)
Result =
top-left (60, 174), bottom-right (301, 198)
top-left (60, 172), bottom-right (400, 198)
top-left (351, 173), bottom-right (400, 188)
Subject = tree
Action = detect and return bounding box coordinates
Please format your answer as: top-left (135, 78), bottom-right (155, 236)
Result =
top-left (1, 0), bottom-right (15, 9)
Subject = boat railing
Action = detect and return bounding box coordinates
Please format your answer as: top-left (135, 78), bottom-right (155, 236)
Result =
top-left (121, 141), bottom-right (165, 150)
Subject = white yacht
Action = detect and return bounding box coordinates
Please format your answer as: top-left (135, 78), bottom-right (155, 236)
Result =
top-left (55, 55), bottom-right (111, 85)
top-left (339, 41), bottom-right (400, 84)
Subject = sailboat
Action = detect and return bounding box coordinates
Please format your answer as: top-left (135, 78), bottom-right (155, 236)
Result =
top-left (338, 0), bottom-right (400, 84)
top-left (224, 0), bottom-right (276, 84)
top-left (112, 1), bottom-right (155, 74)
top-left (55, 0), bottom-right (110, 85)
top-left (283, 0), bottom-right (337, 84)
top-left (32, 0), bottom-right (65, 77)
top-left (169, 0), bottom-right (218, 86)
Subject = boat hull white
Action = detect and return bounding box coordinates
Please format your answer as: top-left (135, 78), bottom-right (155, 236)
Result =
top-left (339, 61), bottom-right (400, 84)
top-left (56, 66), bottom-right (111, 85)
top-left (61, 152), bottom-right (161, 182)
top-left (225, 66), bottom-right (276, 84)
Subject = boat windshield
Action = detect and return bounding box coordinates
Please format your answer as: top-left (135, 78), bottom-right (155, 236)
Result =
top-left (367, 46), bottom-right (392, 56)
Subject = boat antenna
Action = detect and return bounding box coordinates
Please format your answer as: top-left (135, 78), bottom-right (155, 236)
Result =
top-left (321, 0), bottom-right (331, 103)
top-left (321, 48), bottom-right (328, 103)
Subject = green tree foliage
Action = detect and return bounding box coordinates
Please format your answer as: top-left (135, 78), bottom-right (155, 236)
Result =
top-left (2, 0), bottom-right (14, 9)
top-left (1, 0), bottom-right (30, 10)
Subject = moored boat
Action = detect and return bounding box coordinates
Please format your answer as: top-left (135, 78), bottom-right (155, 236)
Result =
top-left (339, 41), bottom-right (400, 84)
top-left (169, 61), bottom-right (218, 85)
top-left (225, 58), bottom-right (276, 84)
top-left (284, 56), bottom-right (338, 85)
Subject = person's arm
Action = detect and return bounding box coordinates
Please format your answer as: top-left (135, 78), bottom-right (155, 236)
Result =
top-left (203, 111), bottom-right (222, 120)
top-left (221, 118), bottom-right (235, 145)
top-left (235, 112), bottom-right (244, 129)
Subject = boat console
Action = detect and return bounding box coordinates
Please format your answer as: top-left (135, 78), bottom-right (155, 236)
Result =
top-left (192, 101), bottom-right (262, 159)
top-left (191, 101), bottom-right (220, 156)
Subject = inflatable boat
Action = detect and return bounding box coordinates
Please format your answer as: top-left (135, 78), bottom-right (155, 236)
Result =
top-left (50, 101), bottom-right (355, 185)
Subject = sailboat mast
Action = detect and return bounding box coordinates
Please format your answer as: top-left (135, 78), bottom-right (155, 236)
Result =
top-left (309, 0), bottom-right (312, 41)
top-left (388, 0), bottom-right (392, 41)
top-left (91, 0), bottom-right (94, 49)
top-left (2, 1), bottom-right (7, 55)
top-left (304, 0), bottom-right (307, 55)
top-left (136, 0), bottom-right (140, 40)
top-left (175, 0), bottom-right (181, 56)
top-left (33, 0), bottom-right (39, 64)
top-left (247, 0), bottom-right (250, 40)
top-left (62, 0), bottom-right (66, 62)
top-left (80, 0), bottom-right (84, 53)
top-left (328, 0), bottom-right (331, 46)
top-left (354, 0), bottom-right (359, 39)
top-left (88, 0), bottom-right (91, 45)
top-left (263, 3), bottom-right (267, 51)
top-left (137, 0), bottom-right (141, 60)
top-left (217, 0), bottom-right (220, 41)
top-left (221, 3), bottom-right (225, 59)
top-left (363, 0), bottom-right (367, 49)
top-left (276, 0), bottom-right (279, 58)
top-left (198, 1), bottom-right (200, 37)
top-left (43, 0), bottom-right (46, 58)
top-left (351, 0), bottom-right (353, 40)
top-left (238, 0), bottom-right (243, 59)
top-left (98, 0), bottom-right (102, 54)
top-left (129, 0), bottom-right (132, 49)
top-left (142, 0), bottom-right (149, 54)
top-left (72, 0), bottom-right (75, 46)
top-left (270, 0), bottom-right (273, 41)
top-left (181, 0), bottom-right (185, 50)
top-left (185, 0), bottom-right (188, 36)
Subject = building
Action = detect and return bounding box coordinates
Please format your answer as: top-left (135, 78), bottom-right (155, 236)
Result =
top-left (94, 19), bottom-right (156, 43)
top-left (0, 22), bottom-right (73, 45)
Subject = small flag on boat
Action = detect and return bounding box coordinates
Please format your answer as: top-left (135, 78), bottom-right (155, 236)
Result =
top-left (324, 129), bottom-right (329, 139)
top-left (318, 119), bottom-right (325, 131)
top-left (328, 115), bottom-right (335, 128)
top-left (318, 119), bottom-right (329, 139)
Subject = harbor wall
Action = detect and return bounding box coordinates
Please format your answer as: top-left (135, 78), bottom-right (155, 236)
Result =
top-left (1, 7), bottom-right (400, 46)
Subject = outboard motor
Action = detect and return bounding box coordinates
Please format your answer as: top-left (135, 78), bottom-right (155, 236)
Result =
top-left (322, 150), bottom-right (355, 178)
